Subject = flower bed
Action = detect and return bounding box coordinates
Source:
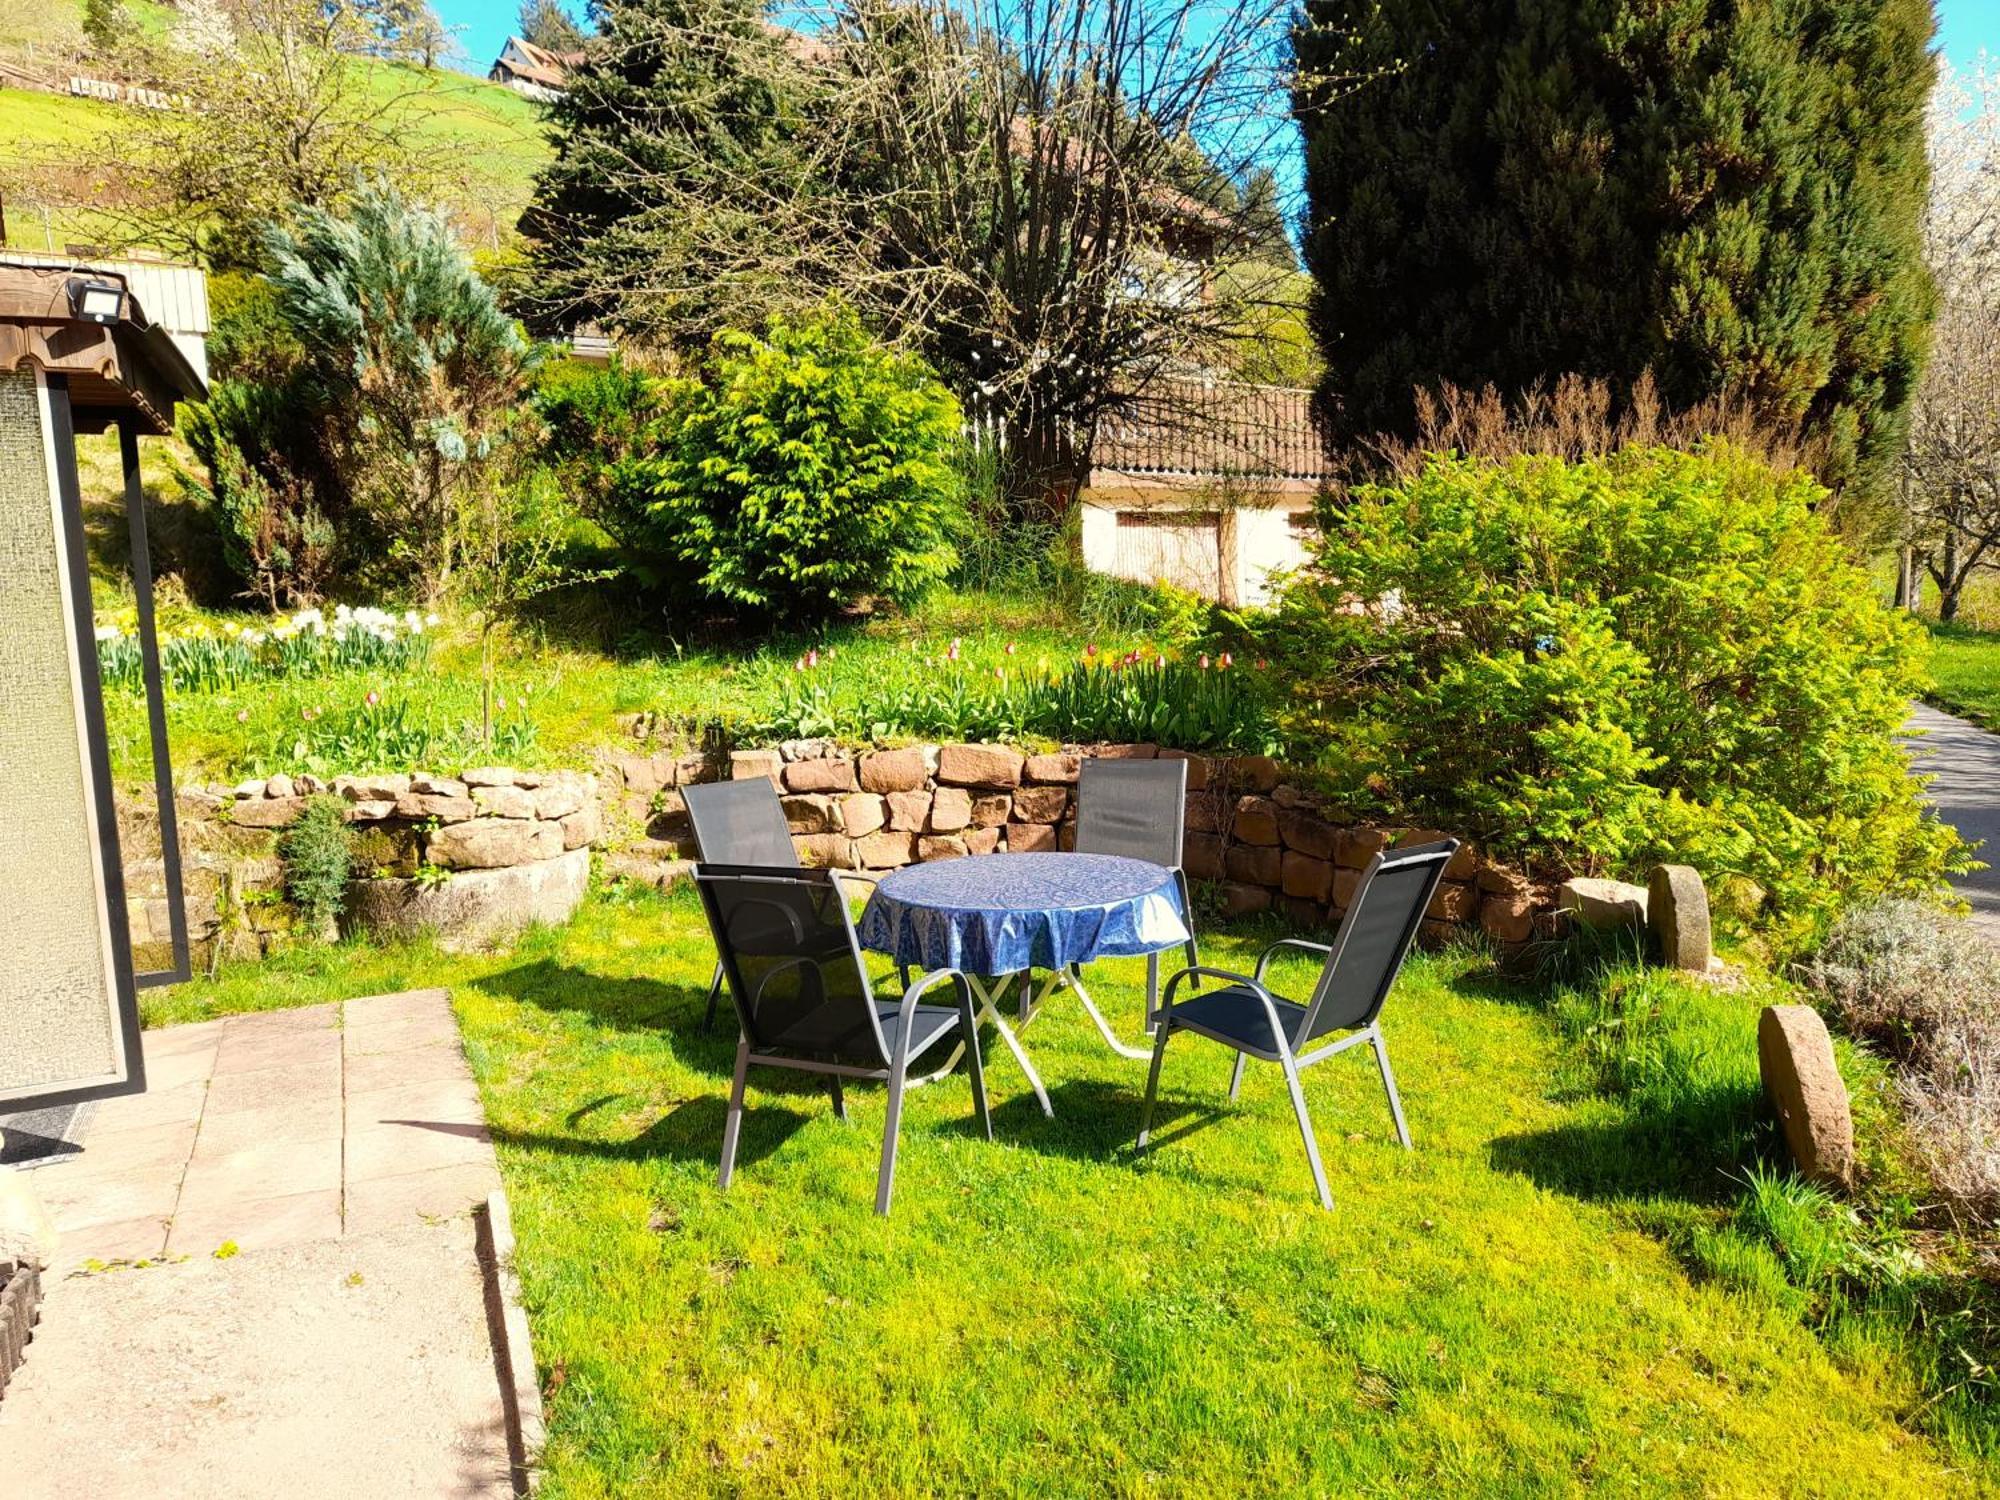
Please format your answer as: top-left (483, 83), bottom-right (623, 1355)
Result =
top-left (95, 603), bottom-right (433, 693)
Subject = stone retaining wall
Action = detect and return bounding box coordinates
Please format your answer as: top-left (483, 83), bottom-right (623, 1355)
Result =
top-left (125, 767), bottom-right (602, 964)
top-left (602, 739), bottom-right (1564, 949)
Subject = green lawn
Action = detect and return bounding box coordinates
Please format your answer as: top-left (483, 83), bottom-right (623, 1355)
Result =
top-left (1929, 622), bottom-right (2000, 731)
top-left (147, 883), bottom-right (2000, 1496)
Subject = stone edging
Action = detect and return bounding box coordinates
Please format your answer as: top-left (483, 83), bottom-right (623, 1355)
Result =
top-left (475, 1189), bottom-right (545, 1494)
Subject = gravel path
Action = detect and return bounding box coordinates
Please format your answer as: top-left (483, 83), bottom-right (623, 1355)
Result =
top-left (1907, 703), bottom-right (2000, 940)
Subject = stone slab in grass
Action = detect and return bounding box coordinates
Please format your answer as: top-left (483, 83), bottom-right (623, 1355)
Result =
top-left (1648, 864), bottom-right (1712, 971)
top-left (1559, 877), bottom-right (1649, 930)
top-left (1758, 1004), bottom-right (1855, 1190)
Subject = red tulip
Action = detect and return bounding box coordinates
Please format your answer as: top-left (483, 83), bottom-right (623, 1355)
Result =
top-left (1220, 652), bottom-right (1234, 669)
top-left (1086, 642), bottom-right (1098, 657)
top-left (1199, 654), bottom-right (1210, 669)
top-left (364, 690), bottom-right (380, 706)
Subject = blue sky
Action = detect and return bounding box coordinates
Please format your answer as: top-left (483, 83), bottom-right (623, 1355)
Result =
top-left (435, 0), bottom-right (2000, 80)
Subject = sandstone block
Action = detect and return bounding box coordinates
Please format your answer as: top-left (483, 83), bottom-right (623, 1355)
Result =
top-left (784, 756), bottom-right (856, 794)
top-left (1011, 785), bottom-right (1067, 824)
top-left (1226, 842), bottom-right (1281, 887)
top-left (1478, 861), bottom-right (1531, 897)
top-left (229, 796), bottom-right (307, 829)
top-left (840, 793), bottom-right (887, 839)
top-left (429, 817), bottom-right (562, 870)
top-left (1331, 866), bottom-right (1362, 911)
top-left (531, 775), bottom-right (590, 821)
top-left (344, 799), bottom-right (397, 823)
top-left (346, 845), bottom-right (588, 952)
top-left (971, 793), bottom-right (1012, 829)
top-left (1007, 822), bottom-right (1057, 853)
top-left (558, 803), bottom-right (601, 851)
top-left (793, 833), bottom-right (855, 869)
top-left (1228, 754), bottom-right (1281, 793)
top-left (473, 785), bottom-right (538, 820)
top-left (782, 794), bottom-right (841, 835)
top-left (930, 786), bottom-right (974, 832)
top-left (1184, 832), bottom-right (1226, 881)
top-left (395, 792), bottom-right (476, 822)
top-left (859, 748), bottom-right (929, 793)
top-left (919, 835), bottom-right (970, 860)
top-left (1159, 749), bottom-right (1209, 790)
top-left (410, 773), bottom-right (468, 798)
top-left (1480, 893), bottom-right (1536, 944)
top-left (1023, 752), bottom-right (1080, 784)
top-left (730, 749), bottom-right (782, 785)
top-left (334, 772), bottom-right (410, 803)
top-left (462, 767), bottom-right (517, 788)
top-left (1759, 1005), bottom-right (1855, 1190)
top-left (1277, 808), bottom-right (1336, 860)
top-left (1336, 827), bottom-right (1392, 869)
top-left (1558, 877), bottom-right (1649, 931)
top-left (1394, 828), bottom-right (1476, 879)
top-left (1093, 742), bottom-right (1158, 759)
top-left (856, 830), bottom-right (918, 869)
top-left (1281, 851), bottom-right (1333, 902)
top-left (1427, 880), bottom-right (1479, 924)
top-left (1184, 792), bottom-right (1227, 834)
top-left (1649, 864), bottom-right (1712, 972)
top-left (965, 826), bottom-right (1002, 856)
top-left (938, 743), bottom-right (1024, 787)
top-left (1234, 796), bottom-right (1281, 846)
top-left (265, 773), bottom-right (296, 800)
top-left (886, 789), bottom-right (932, 832)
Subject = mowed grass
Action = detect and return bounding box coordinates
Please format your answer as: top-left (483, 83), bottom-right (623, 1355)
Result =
top-left (1929, 622), bottom-right (2000, 731)
top-left (148, 883), bottom-right (1991, 1495)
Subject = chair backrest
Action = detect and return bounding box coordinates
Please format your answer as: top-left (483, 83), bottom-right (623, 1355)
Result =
top-left (684, 778), bottom-right (798, 868)
top-left (1298, 839), bottom-right (1458, 1042)
top-left (1075, 757), bottom-right (1187, 868)
top-left (694, 864), bottom-right (888, 1065)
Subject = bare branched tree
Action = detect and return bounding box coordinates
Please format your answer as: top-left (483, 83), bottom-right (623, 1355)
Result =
top-left (521, 0), bottom-right (1382, 507)
top-left (57, 0), bottom-right (430, 268)
top-left (1898, 56), bottom-right (2000, 616)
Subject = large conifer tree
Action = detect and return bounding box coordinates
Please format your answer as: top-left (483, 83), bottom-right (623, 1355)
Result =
top-left (1293, 0), bottom-right (1937, 495)
top-left (516, 0), bottom-right (803, 343)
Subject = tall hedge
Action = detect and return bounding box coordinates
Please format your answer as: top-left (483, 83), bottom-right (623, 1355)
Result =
top-left (1292, 0), bottom-right (1937, 497)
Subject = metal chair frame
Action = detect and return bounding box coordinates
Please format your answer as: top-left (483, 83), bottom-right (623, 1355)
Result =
top-left (1136, 841), bottom-right (1457, 1210)
top-left (698, 864), bottom-right (991, 1216)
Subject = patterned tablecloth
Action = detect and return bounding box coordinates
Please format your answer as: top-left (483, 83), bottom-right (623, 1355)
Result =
top-left (858, 852), bottom-right (1190, 977)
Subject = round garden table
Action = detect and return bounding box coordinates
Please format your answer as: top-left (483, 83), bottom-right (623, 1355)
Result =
top-left (857, 852), bottom-right (1193, 1117)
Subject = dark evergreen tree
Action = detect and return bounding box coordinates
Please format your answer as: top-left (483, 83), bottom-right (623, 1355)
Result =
top-left (1293, 0), bottom-right (1937, 495)
top-left (515, 0), bottom-right (803, 344)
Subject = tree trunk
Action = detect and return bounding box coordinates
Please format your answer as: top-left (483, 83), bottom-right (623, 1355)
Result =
top-left (1938, 523), bottom-right (1961, 623)
top-left (1893, 545), bottom-right (1914, 610)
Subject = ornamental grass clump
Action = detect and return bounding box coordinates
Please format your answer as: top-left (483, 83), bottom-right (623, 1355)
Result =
top-left (1269, 442), bottom-right (1964, 946)
top-left (1800, 899), bottom-right (2000, 1223)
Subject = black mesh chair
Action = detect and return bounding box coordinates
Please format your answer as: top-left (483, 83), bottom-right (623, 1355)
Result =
top-left (685, 779), bottom-right (862, 1032)
top-left (695, 864), bottom-right (991, 1215)
top-left (1137, 840), bottom-right (1458, 1210)
top-left (1061, 758), bottom-right (1201, 1056)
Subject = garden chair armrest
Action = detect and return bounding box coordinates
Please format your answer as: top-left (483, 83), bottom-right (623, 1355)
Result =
top-left (1254, 937), bottom-right (1333, 984)
top-left (1160, 964), bottom-right (1262, 1008)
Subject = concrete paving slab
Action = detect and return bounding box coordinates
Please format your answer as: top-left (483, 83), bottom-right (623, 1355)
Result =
top-left (1, 989), bottom-right (522, 1497)
top-left (0, 1221), bottom-right (512, 1499)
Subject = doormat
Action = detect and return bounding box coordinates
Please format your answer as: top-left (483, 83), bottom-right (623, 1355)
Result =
top-left (0, 1103), bottom-right (92, 1170)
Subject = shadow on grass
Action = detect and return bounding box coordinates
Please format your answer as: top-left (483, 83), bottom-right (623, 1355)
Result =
top-left (481, 959), bottom-right (719, 1041)
top-left (490, 1094), bottom-right (811, 1175)
top-left (1487, 1084), bottom-right (1764, 1205)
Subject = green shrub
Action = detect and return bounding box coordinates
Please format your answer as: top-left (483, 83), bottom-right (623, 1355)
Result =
top-left (532, 355), bottom-right (680, 567)
top-left (1269, 444), bottom-right (1965, 945)
top-left (278, 795), bottom-right (354, 937)
top-left (642, 307), bottom-right (962, 620)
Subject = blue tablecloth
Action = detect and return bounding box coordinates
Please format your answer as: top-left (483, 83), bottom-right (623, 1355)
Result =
top-left (858, 852), bottom-right (1190, 976)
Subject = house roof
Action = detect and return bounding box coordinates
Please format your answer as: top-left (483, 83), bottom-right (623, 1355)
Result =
top-left (493, 35), bottom-right (582, 90)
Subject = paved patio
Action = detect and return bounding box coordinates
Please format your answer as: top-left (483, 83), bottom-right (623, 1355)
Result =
top-left (33, 988), bottom-right (500, 1263)
top-left (0, 990), bottom-right (520, 1498)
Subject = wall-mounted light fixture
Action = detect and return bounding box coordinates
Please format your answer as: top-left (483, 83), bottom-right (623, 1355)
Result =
top-left (67, 276), bottom-right (126, 325)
